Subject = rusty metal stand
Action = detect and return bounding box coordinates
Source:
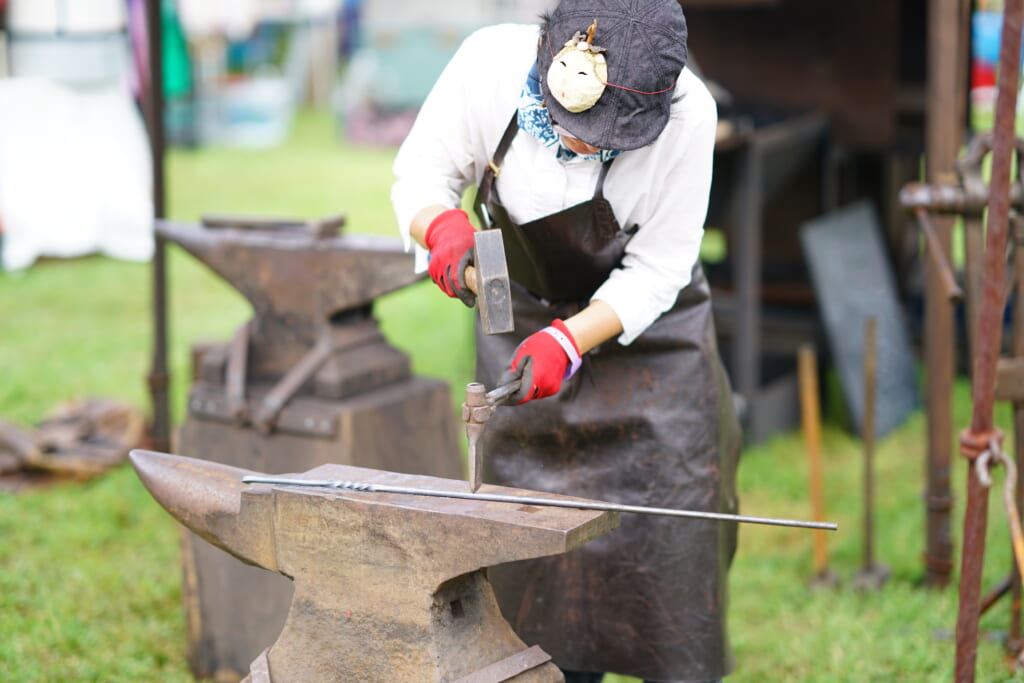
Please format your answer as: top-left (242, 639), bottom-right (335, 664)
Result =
top-left (952, 2), bottom-right (1023, 680)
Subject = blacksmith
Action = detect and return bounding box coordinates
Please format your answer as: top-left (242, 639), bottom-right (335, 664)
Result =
top-left (391, 1), bottom-right (740, 680)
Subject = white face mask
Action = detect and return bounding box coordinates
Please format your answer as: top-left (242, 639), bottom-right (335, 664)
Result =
top-left (546, 27), bottom-right (608, 114)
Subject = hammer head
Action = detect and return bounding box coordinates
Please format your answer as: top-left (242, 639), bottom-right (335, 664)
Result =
top-left (472, 230), bottom-right (513, 335)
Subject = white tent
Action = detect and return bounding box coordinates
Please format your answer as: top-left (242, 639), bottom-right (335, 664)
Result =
top-left (0, 0), bottom-right (152, 271)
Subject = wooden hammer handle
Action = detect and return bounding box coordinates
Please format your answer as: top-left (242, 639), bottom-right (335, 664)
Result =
top-left (464, 265), bottom-right (480, 295)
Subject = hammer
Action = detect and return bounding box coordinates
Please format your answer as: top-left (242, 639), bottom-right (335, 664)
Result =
top-left (461, 230), bottom-right (513, 335)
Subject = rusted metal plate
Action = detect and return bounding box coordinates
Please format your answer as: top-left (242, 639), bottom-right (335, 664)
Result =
top-left (453, 645), bottom-right (553, 683)
top-left (131, 450), bottom-right (616, 682)
top-left (801, 201), bottom-right (919, 439)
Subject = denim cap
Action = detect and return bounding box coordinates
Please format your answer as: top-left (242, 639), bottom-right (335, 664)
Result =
top-left (538, 0), bottom-right (688, 151)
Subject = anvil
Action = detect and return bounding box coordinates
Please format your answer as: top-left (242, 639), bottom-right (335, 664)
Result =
top-left (159, 216), bottom-right (464, 677)
top-left (157, 218), bottom-right (421, 373)
top-left (131, 450), bottom-right (619, 682)
top-left (157, 218), bottom-right (426, 431)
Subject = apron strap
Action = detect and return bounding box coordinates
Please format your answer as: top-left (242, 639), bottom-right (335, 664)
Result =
top-left (478, 114), bottom-right (520, 207)
top-left (594, 156), bottom-right (616, 200)
top-left (479, 112), bottom-right (617, 216)
top-left (490, 116), bottom-right (520, 177)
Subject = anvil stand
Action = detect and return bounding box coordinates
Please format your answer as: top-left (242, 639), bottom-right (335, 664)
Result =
top-left (157, 215), bottom-right (463, 681)
top-left (131, 450), bottom-right (618, 682)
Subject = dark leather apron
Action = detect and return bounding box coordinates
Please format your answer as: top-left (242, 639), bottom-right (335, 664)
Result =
top-left (473, 116), bottom-right (741, 682)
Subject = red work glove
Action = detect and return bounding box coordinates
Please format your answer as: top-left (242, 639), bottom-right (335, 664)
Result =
top-left (424, 209), bottom-right (476, 306)
top-left (498, 319), bottom-right (582, 404)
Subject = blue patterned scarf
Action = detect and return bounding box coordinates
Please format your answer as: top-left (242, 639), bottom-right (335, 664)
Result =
top-left (516, 64), bottom-right (621, 163)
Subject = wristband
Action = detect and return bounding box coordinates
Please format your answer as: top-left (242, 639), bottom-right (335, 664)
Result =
top-left (541, 326), bottom-right (582, 379)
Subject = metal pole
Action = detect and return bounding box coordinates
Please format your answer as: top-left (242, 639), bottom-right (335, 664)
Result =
top-left (854, 317), bottom-right (889, 591)
top-left (863, 317), bottom-right (877, 569)
top-left (240, 476), bottom-right (839, 531)
top-left (145, 0), bottom-right (170, 452)
top-left (734, 143), bottom-right (763, 433)
top-left (1011, 217), bottom-right (1024, 651)
top-left (923, 0), bottom-right (971, 590)
top-left (955, 1), bottom-right (1023, 679)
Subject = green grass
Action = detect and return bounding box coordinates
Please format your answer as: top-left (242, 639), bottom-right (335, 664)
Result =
top-left (2, 109), bottom-right (1024, 681)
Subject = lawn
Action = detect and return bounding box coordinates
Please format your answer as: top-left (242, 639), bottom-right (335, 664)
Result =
top-left (2, 109), bottom-right (1023, 682)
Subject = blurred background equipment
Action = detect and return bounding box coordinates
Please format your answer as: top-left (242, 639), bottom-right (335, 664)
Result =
top-left (0, 0), bottom-right (154, 271)
top-left (334, 0), bottom-right (555, 145)
top-left (0, 399), bottom-right (145, 490)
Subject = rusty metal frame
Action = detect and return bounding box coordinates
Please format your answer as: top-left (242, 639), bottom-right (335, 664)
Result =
top-left (904, 1), bottom-right (1024, 678)
top-left (953, 1), bottom-right (1024, 674)
top-left (902, 153), bottom-right (1024, 678)
top-left (901, 5), bottom-right (1024, 674)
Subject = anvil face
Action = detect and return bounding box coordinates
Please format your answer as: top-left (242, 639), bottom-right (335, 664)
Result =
top-left (130, 450), bottom-right (618, 681)
top-left (155, 221), bottom-right (424, 325)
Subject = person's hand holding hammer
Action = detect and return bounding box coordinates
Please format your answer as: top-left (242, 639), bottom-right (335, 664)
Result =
top-left (420, 207), bottom-right (479, 306)
top-left (412, 205), bottom-right (513, 336)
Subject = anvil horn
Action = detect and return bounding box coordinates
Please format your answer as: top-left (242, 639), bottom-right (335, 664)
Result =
top-left (129, 449), bottom-right (278, 572)
top-left (152, 220), bottom-right (224, 274)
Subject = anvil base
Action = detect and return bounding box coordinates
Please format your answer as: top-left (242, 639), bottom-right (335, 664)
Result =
top-left (239, 572), bottom-right (565, 683)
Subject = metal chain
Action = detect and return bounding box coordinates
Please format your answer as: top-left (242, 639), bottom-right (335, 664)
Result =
top-left (976, 439), bottom-right (1024, 588)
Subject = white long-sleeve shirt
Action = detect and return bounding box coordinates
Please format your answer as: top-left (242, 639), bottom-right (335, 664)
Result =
top-left (391, 23), bottom-right (717, 345)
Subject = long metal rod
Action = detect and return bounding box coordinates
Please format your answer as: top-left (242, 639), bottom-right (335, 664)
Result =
top-left (240, 476), bottom-right (838, 531)
top-left (969, 8), bottom-right (1021, 438)
top-left (955, 1), bottom-right (1024, 679)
